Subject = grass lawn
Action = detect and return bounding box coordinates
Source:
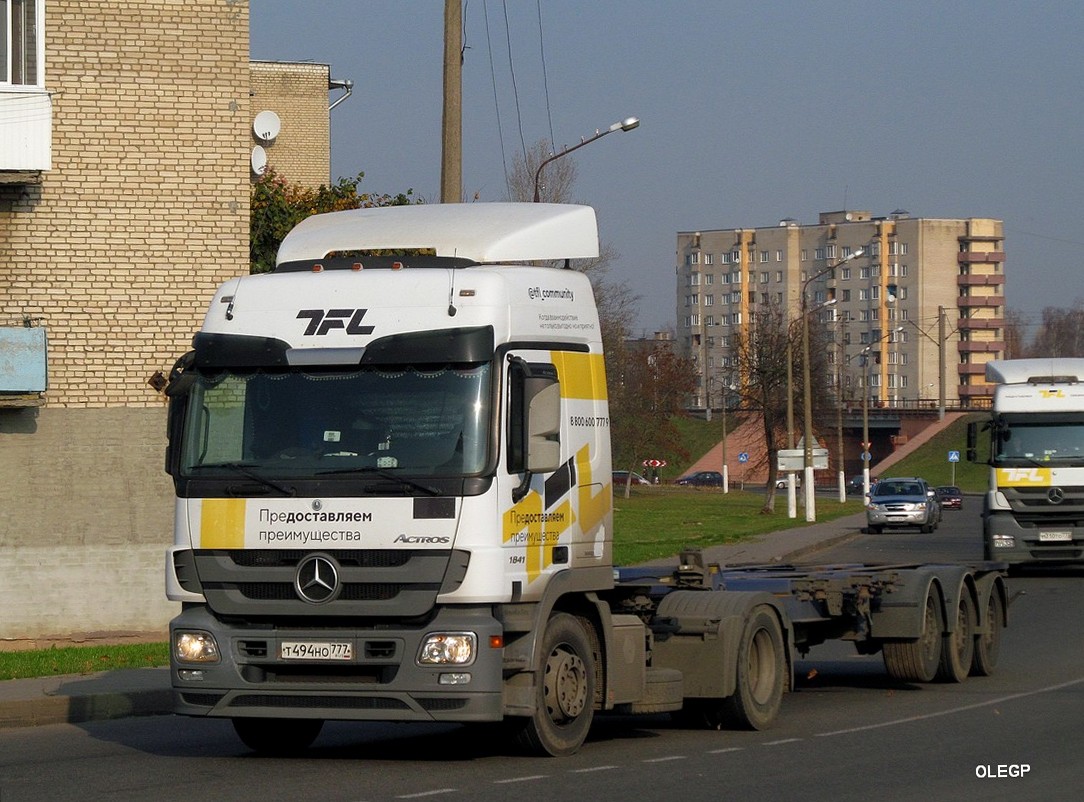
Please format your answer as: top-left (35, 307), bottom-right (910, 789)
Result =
top-left (0, 642), bottom-right (169, 682)
top-left (613, 485), bottom-right (863, 564)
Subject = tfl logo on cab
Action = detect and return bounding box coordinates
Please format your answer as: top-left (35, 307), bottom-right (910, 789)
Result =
top-left (297, 309), bottom-right (374, 336)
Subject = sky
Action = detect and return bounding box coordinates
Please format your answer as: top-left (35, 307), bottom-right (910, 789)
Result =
top-left (250, 1), bottom-right (1084, 339)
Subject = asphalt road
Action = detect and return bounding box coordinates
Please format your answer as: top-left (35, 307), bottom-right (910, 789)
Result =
top-left (2, 502), bottom-right (1081, 801)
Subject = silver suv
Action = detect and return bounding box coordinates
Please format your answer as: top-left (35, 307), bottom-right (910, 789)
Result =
top-left (866, 477), bottom-right (939, 534)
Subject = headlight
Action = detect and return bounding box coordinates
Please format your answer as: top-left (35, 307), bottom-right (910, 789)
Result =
top-left (417, 632), bottom-right (476, 666)
top-left (174, 630), bottom-right (220, 663)
top-left (991, 534), bottom-right (1016, 548)
top-left (868, 503), bottom-right (884, 512)
top-left (915, 502), bottom-right (926, 511)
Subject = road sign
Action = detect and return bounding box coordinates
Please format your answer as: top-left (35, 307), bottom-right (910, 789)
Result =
top-left (738, 452), bottom-right (749, 463)
top-left (642, 459), bottom-right (668, 468)
top-left (948, 450), bottom-right (960, 463)
top-left (861, 451), bottom-right (871, 461)
top-left (777, 447), bottom-right (829, 471)
top-left (861, 441), bottom-right (871, 450)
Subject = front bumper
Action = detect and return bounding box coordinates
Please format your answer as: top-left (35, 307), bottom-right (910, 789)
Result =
top-left (170, 605), bottom-right (506, 722)
top-left (867, 508), bottom-right (929, 529)
top-left (984, 514), bottom-right (1084, 565)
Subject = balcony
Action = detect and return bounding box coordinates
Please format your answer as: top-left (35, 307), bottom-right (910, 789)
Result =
top-left (957, 340), bottom-right (1005, 354)
top-left (957, 317), bottom-right (1004, 331)
top-left (957, 251), bottom-right (1005, 264)
top-left (957, 274), bottom-right (1005, 287)
top-left (957, 295), bottom-right (1004, 309)
top-left (0, 91), bottom-right (52, 177)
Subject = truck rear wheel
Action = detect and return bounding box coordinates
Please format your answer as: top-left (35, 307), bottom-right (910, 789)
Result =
top-left (719, 605), bottom-right (786, 730)
top-left (937, 590), bottom-right (975, 682)
top-left (883, 585), bottom-right (943, 682)
top-left (512, 613), bottom-right (595, 757)
top-left (232, 717), bottom-right (323, 755)
top-left (971, 588), bottom-right (1003, 676)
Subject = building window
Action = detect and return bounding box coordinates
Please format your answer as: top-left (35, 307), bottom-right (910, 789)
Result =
top-left (721, 252), bottom-right (731, 265)
top-left (801, 249), bottom-right (808, 261)
top-left (732, 250), bottom-right (742, 263)
top-left (704, 253), bottom-right (713, 265)
top-left (776, 250), bottom-right (783, 262)
top-left (690, 272), bottom-right (700, 286)
top-left (760, 271), bottom-right (769, 283)
top-left (826, 244), bottom-right (837, 259)
top-left (775, 270), bottom-right (783, 283)
top-left (2, 0), bottom-right (43, 86)
top-left (704, 295), bottom-right (714, 306)
top-left (815, 247), bottom-right (826, 260)
top-left (841, 267), bottom-right (851, 280)
top-left (705, 273), bottom-right (714, 285)
top-left (760, 250), bottom-right (769, 263)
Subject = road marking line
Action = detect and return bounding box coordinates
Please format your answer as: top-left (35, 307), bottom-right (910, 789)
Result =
top-left (708, 747), bottom-right (744, 754)
top-left (644, 755), bottom-right (687, 763)
top-left (815, 676), bottom-right (1084, 737)
top-left (493, 775), bottom-right (547, 784)
top-left (763, 738), bottom-right (802, 746)
top-left (571, 765), bottom-right (619, 773)
top-left (396, 790), bottom-right (458, 799)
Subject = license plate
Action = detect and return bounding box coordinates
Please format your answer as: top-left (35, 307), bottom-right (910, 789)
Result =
top-left (1039, 531), bottom-right (1073, 542)
top-left (280, 641), bottom-right (353, 660)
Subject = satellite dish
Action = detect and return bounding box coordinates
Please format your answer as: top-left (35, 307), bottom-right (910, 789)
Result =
top-left (253, 110), bottom-right (281, 143)
top-left (251, 145), bottom-right (268, 175)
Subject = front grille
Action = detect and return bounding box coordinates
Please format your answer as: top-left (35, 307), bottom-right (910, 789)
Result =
top-left (191, 548), bottom-right (469, 618)
top-left (181, 692), bottom-right (225, 707)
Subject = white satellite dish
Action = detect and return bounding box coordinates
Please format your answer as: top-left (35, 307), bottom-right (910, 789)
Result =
top-left (251, 145), bottom-right (268, 175)
top-left (253, 110), bottom-right (281, 143)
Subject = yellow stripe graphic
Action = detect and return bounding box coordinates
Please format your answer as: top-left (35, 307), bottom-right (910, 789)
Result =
top-left (551, 351), bottom-right (608, 401)
top-left (200, 499), bottom-right (246, 548)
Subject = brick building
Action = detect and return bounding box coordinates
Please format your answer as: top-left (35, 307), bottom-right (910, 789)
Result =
top-left (0, 0), bottom-right (252, 645)
top-left (249, 60), bottom-right (335, 189)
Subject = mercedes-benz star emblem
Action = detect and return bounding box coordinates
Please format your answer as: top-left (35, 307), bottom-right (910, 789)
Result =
top-left (1047, 487), bottom-right (1066, 505)
top-left (295, 554), bottom-right (340, 604)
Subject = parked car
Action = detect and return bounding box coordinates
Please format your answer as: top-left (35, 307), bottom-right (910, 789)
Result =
top-left (613, 470), bottom-right (651, 486)
top-left (846, 475), bottom-right (865, 495)
top-left (866, 476), bottom-right (939, 534)
top-left (676, 470), bottom-right (724, 487)
top-left (774, 475), bottom-right (801, 489)
top-left (935, 485), bottom-right (963, 511)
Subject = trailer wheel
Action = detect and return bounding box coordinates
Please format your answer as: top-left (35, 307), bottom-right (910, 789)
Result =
top-left (512, 613), bottom-right (595, 757)
top-left (937, 590), bottom-right (975, 682)
top-left (719, 605), bottom-right (786, 730)
top-left (232, 717), bottom-right (323, 755)
top-left (972, 588), bottom-right (1004, 676)
top-left (883, 585), bottom-right (943, 682)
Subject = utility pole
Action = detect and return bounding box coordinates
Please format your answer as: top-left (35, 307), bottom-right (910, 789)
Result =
top-left (938, 305), bottom-right (947, 421)
top-left (440, 0), bottom-right (462, 203)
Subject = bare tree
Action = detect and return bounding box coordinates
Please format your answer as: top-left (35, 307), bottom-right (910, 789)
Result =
top-left (732, 300), bottom-right (834, 513)
top-left (1020, 302), bottom-right (1084, 358)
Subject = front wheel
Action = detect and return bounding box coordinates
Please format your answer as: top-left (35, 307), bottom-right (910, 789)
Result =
top-left (512, 613), bottom-right (596, 757)
top-left (232, 717), bottom-right (323, 755)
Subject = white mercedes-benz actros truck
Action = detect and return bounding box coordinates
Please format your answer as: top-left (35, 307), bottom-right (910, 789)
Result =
top-left (164, 203), bottom-right (1007, 757)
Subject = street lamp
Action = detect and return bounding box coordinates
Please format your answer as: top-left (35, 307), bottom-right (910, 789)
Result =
top-left (532, 117), bottom-right (640, 202)
top-left (858, 326), bottom-right (904, 502)
top-left (800, 249), bottom-right (863, 522)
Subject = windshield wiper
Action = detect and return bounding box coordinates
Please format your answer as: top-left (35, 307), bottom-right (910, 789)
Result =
top-left (316, 466), bottom-right (442, 496)
top-left (189, 461), bottom-right (295, 496)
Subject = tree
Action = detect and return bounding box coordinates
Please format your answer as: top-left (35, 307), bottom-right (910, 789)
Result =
top-left (1018, 302), bottom-right (1084, 358)
top-left (731, 300), bottom-right (834, 513)
top-left (608, 341), bottom-right (697, 496)
top-left (250, 169), bottom-right (416, 273)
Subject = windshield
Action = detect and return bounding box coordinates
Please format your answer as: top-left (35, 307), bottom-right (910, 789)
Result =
top-left (995, 421), bottom-right (1084, 465)
top-left (873, 481), bottom-right (924, 498)
top-left (179, 363), bottom-right (491, 477)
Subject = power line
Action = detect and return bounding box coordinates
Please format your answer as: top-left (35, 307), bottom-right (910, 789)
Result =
top-left (481, 0), bottom-right (510, 196)
top-left (536, 0), bottom-right (556, 154)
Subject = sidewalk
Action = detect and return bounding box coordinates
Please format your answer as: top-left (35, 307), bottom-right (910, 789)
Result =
top-left (0, 511), bottom-right (866, 731)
